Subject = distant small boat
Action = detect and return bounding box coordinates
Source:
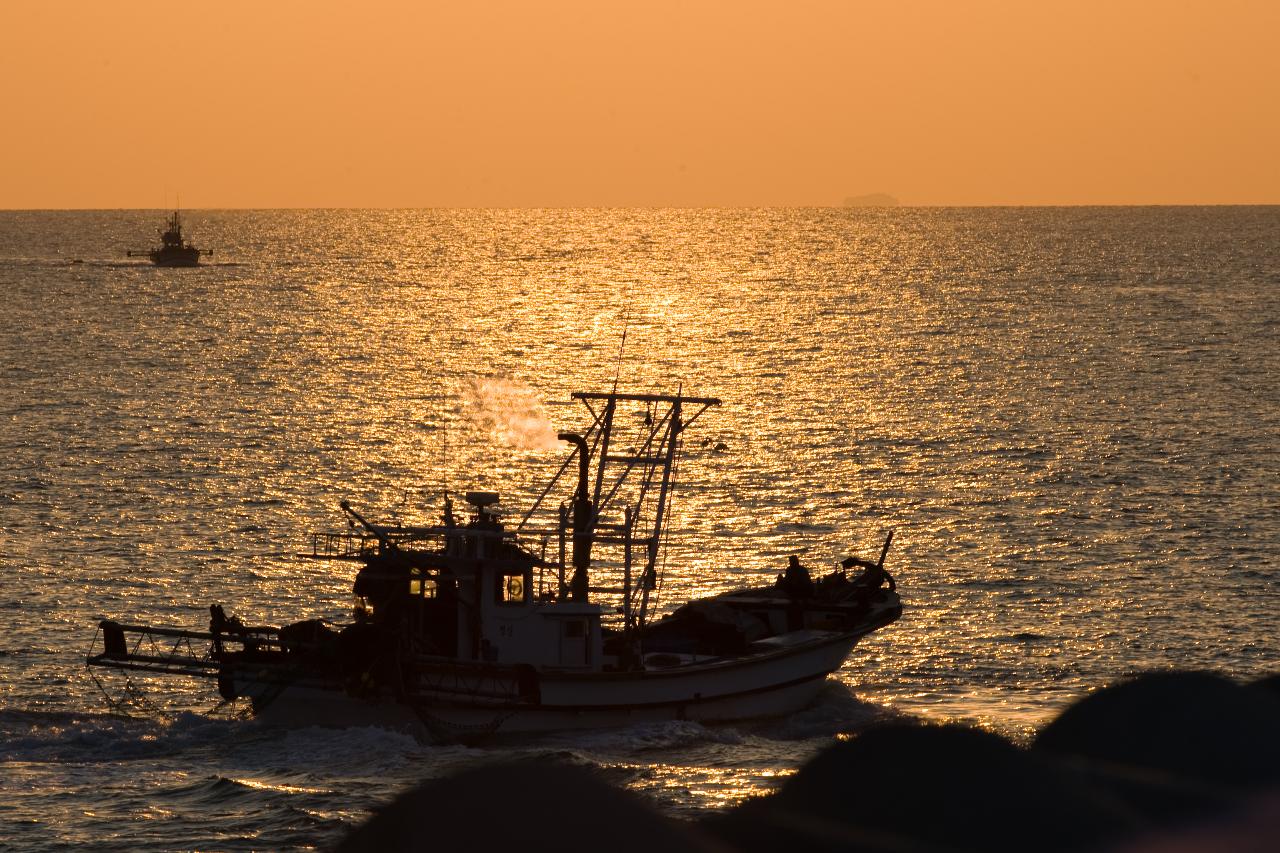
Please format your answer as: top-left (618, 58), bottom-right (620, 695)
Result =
top-left (128, 211), bottom-right (211, 267)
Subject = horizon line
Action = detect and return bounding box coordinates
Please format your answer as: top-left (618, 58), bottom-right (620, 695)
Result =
top-left (3, 203), bottom-right (1280, 212)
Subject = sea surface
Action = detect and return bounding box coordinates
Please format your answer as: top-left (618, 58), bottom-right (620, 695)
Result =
top-left (1, 208), bottom-right (1277, 850)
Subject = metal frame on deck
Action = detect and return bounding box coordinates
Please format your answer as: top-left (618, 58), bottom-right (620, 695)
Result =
top-left (566, 391), bottom-right (720, 632)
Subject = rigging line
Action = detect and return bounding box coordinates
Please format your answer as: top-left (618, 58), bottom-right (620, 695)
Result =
top-left (651, 429), bottom-right (680, 617)
top-left (518, 399), bottom-right (607, 531)
top-left (598, 405), bottom-right (672, 514)
top-left (651, 381), bottom-right (686, 611)
top-left (516, 449), bottom-right (577, 531)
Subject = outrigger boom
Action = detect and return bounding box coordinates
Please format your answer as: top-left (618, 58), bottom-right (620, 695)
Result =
top-left (88, 619), bottom-right (281, 683)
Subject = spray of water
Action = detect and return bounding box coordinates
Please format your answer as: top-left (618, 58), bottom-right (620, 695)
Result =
top-left (463, 377), bottom-right (561, 450)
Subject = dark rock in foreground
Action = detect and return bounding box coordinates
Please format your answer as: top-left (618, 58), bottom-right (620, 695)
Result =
top-left (1036, 671), bottom-right (1280, 788)
top-left (335, 761), bottom-right (725, 853)
top-left (705, 723), bottom-right (1137, 852)
top-left (335, 670), bottom-right (1280, 851)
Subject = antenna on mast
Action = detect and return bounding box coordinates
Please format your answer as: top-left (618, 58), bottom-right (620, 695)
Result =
top-left (440, 416), bottom-right (456, 527)
top-left (612, 289), bottom-right (631, 393)
top-left (442, 414), bottom-right (451, 494)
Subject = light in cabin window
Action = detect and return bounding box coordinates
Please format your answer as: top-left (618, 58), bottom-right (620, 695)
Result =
top-left (409, 578), bottom-right (439, 598)
top-left (496, 572), bottom-right (529, 604)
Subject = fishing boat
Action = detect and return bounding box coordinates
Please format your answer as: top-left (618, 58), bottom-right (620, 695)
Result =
top-left (127, 211), bottom-right (210, 266)
top-left (86, 390), bottom-right (901, 739)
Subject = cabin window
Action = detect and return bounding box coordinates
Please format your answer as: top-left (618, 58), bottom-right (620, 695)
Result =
top-left (409, 578), bottom-right (438, 598)
top-left (496, 572), bottom-right (529, 605)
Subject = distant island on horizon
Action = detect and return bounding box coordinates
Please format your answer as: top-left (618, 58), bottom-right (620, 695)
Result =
top-left (843, 193), bottom-right (900, 208)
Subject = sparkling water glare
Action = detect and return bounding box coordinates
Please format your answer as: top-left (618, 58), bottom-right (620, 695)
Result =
top-left (1, 208), bottom-right (1277, 850)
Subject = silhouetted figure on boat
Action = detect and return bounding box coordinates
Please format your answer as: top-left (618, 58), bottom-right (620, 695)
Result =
top-left (209, 603), bottom-right (244, 653)
top-left (778, 554), bottom-right (815, 598)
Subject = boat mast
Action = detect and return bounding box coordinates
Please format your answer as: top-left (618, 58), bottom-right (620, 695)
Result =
top-left (637, 396), bottom-right (681, 628)
top-left (565, 391), bottom-right (719, 631)
top-left (590, 397), bottom-right (617, 516)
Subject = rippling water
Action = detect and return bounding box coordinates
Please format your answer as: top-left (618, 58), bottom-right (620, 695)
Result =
top-left (2, 208), bottom-right (1277, 850)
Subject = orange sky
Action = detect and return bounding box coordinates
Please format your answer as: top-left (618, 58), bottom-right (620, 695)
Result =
top-left (1, 1), bottom-right (1277, 207)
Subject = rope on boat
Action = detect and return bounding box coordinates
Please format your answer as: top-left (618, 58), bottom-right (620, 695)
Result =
top-left (412, 706), bottom-right (514, 743)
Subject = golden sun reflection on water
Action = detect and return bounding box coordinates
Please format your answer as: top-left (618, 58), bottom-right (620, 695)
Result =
top-left (609, 761), bottom-right (798, 815)
top-left (2, 208), bottom-right (1277, 838)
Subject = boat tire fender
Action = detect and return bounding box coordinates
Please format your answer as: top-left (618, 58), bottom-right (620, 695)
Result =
top-left (516, 664), bottom-right (542, 705)
top-left (217, 667), bottom-right (238, 701)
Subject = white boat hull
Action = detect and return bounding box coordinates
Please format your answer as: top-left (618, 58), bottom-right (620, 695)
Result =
top-left (238, 629), bottom-right (865, 739)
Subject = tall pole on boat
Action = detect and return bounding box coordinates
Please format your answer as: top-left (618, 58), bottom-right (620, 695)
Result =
top-left (877, 530), bottom-right (895, 568)
top-left (591, 396), bottom-right (617, 512)
top-left (623, 504), bottom-right (633, 632)
top-left (558, 432), bottom-right (594, 601)
top-left (638, 397), bottom-right (681, 627)
top-left (557, 503), bottom-right (568, 597)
